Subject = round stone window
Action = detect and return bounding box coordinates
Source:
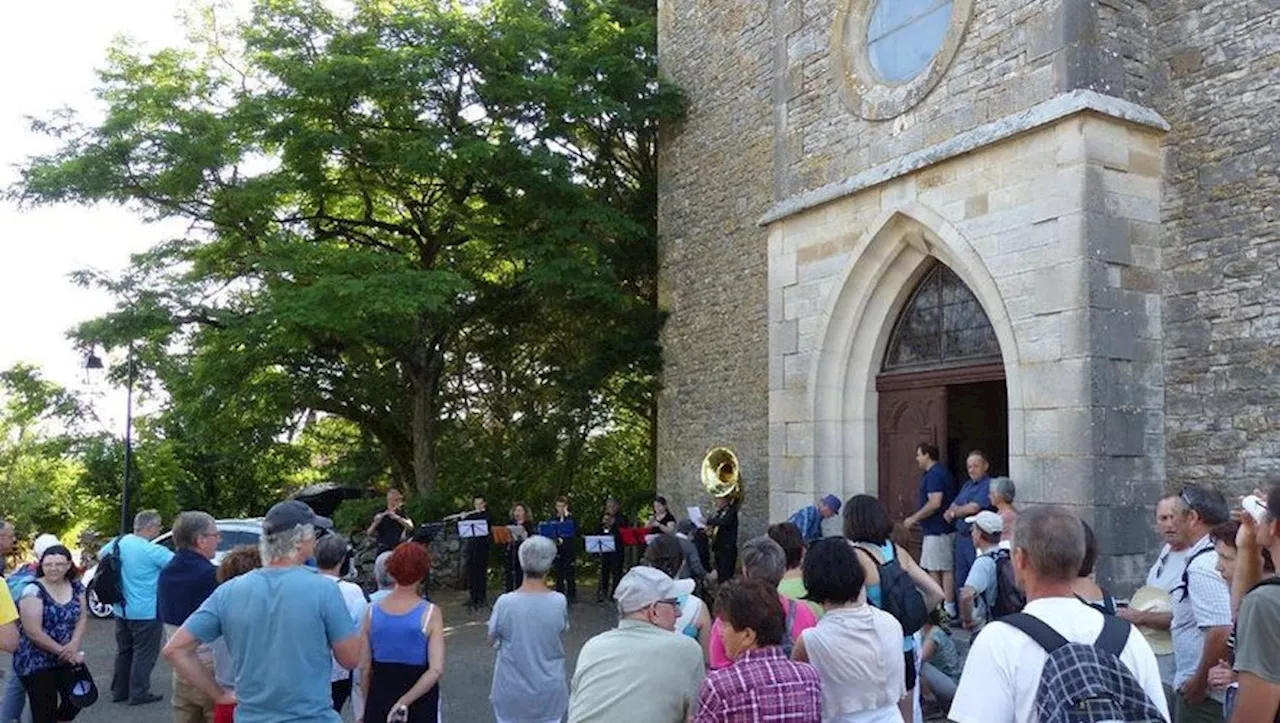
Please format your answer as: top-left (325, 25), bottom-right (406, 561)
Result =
top-left (866, 0), bottom-right (954, 84)
top-left (833, 0), bottom-right (973, 120)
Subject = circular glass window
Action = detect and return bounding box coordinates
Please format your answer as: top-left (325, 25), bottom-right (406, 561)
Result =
top-left (866, 0), bottom-right (955, 84)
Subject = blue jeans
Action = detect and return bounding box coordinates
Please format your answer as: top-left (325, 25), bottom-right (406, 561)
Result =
top-left (1, 665), bottom-right (28, 723)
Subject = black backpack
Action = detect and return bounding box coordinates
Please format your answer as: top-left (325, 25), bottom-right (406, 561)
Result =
top-left (855, 544), bottom-right (929, 636)
top-left (991, 548), bottom-right (1026, 617)
top-left (89, 542), bottom-right (126, 607)
top-left (1002, 613), bottom-right (1166, 723)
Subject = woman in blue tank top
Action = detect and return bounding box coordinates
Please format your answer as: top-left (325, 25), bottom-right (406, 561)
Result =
top-left (361, 543), bottom-right (443, 723)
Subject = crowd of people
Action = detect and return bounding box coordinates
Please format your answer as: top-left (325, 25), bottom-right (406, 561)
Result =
top-left (0, 457), bottom-right (1276, 723)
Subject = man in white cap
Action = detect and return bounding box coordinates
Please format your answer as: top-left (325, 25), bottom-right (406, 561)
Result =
top-left (568, 566), bottom-right (705, 723)
top-left (959, 510), bottom-right (1004, 631)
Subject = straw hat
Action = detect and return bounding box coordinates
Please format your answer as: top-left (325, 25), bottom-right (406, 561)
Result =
top-left (1129, 585), bottom-right (1174, 656)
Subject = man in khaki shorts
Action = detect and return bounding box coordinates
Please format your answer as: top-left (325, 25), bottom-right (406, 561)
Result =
top-left (904, 442), bottom-right (959, 617)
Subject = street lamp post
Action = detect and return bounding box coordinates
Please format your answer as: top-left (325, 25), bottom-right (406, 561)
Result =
top-left (84, 346), bottom-right (136, 537)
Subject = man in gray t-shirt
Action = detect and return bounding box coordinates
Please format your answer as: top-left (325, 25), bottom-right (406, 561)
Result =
top-left (959, 511), bottom-right (1003, 631)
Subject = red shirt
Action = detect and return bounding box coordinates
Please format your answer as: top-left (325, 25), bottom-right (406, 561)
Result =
top-left (695, 646), bottom-right (823, 723)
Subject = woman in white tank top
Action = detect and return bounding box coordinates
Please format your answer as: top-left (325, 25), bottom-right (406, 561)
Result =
top-left (792, 539), bottom-right (906, 723)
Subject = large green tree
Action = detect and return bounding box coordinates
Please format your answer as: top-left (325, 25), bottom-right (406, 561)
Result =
top-left (17, 0), bottom-right (680, 498)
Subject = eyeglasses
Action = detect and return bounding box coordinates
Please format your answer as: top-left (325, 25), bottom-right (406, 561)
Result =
top-left (652, 598), bottom-right (679, 611)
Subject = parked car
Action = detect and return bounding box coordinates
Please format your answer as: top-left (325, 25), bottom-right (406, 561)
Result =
top-left (84, 518), bottom-right (265, 619)
top-left (84, 514), bottom-right (360, 619)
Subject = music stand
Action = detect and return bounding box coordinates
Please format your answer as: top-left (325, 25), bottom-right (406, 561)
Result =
top-left (411, 522), bottom-right (445, 545)
top-left (458, 520), bottom-right (490, 538)
top-left (492, 526), bottom-right (513, 545)
top-left (584, 535), bottom-right (616, 554)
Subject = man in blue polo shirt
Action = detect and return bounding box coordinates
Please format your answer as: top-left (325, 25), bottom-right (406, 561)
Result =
top-left (158, 511), bottom-right (220, 723)
top-left (102, 509), bottom-right (175, 706)
top-left (943, 450), bottom-right (996, 606)
top-left (163, 500), bottom-right (360, 723)
top-left (904, 442), bottom-right (958, 617)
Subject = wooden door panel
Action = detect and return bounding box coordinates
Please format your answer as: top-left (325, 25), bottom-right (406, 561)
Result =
top-left (877, 385), bottom-right (946, 560)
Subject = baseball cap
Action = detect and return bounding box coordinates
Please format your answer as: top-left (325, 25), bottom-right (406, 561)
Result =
top-left (964, 510), bottom-right (1004, 534)
top-left (822, 494), bottom-right (842, 514)
top-left (33, 534), bottom-right (60, 557)
top-left (614, 566), bottom-right (695, 615)
top-left (262, 500), bottom-right (333, 536)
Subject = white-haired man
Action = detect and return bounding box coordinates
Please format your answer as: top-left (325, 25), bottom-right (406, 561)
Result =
top-left (163, 501), bottom-right (360, 723)
top-left (104, 509), bottom-right (174, 706)
top-left (568, 566), bottom-right (705, 723)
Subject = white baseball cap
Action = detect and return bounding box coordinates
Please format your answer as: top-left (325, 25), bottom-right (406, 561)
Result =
top-left (965, 510), bottom-right (1004, 534)
top-left (33, 534), bottom-right (61, 557)
top-left (614, 566), bottom-right (695, 614)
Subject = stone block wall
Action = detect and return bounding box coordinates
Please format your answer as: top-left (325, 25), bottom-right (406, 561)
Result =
top-left (1155, 0), bottom-right (1280, 494)
top-left (655, 1), bottom-right (776, 530)
top-left (766, 110), bottom-right (1166, 590)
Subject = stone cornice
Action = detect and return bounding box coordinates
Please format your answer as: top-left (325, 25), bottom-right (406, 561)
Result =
top-left (758, 90), bottom-right (1169, 226)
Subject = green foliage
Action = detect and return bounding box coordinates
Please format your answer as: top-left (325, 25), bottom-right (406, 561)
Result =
top-left (0, 366), bottom-right (87, 537)
top-left (13, 0), bottom-right (680, 523)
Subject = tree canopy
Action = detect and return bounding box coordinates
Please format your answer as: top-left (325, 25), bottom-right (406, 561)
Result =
top-left (14, 0), bottom-right (680, 524)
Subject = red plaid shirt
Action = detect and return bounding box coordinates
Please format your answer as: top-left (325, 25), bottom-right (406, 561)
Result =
top-left (695, 646), bottom-right (823, 723)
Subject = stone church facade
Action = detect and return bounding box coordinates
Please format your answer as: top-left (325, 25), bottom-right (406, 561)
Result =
top-left (654, 0), bottom-right (1279, 588)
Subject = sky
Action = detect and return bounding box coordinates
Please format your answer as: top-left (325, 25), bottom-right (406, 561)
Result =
top-left (0, 1), bottom-right (222, 422)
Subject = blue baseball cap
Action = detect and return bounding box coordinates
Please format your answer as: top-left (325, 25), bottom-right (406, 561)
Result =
top-left (822, 495), bottom-right (842, 514)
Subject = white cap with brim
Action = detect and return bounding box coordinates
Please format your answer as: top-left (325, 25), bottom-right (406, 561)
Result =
top-left (614, 565), bottom-right (696, 614)
top-left (1128, 585), bottom-right (1174, 656)
top-left (964, 510), bottom-right (1004, 534)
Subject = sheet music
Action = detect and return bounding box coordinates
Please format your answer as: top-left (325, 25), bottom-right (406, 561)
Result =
top-left (687, 506), bottom-right (706, 527)
top-left (458, 520), bottom-right (490, 538)
top-left (584, 535), bottom-right (616, 553)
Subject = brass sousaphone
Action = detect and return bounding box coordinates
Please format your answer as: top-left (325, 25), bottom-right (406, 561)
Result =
top-left (701, 447), bottom-right (741, 501)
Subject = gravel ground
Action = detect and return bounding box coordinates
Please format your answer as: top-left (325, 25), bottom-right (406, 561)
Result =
top-left (2, 586), bottom-right (618, 723)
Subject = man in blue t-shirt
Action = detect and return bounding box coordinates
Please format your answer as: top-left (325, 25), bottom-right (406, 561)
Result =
top-left (904, 442), bottom-right (958, 617)
top-left (162, 501), bottom-right (360, 723)
top-left (102, 509), bottom-right (175, 705)
top-left (943, 450), bottom-right (996, 607)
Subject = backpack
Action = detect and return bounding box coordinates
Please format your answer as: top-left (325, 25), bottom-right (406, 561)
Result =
top-left (88, 540), bottom-right (126, 607)
top-left (990, 548), bottom-right (1026, 617)
top-left (1172, 546), bottom-right (1214, 602)
top-left (780, 598), bottom-right (799, 657)
top-left (1002, 613), bottom-right (1166, 723)
top-left (6, 564), bottom-right (37, 603)
top-left (855, 544), bottom-right (929, 636)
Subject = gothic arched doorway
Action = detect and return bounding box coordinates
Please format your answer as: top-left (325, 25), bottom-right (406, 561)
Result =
top-left (875, 260), bottom-right (1007, 548)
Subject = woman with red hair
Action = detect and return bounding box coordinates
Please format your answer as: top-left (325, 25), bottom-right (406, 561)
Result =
top-left (359, 542), bottom-right (443, 723)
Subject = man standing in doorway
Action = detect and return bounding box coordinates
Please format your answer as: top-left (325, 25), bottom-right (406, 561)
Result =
top-left (366, 489), bottom-right (414, 554)
top-left (105, 509), bottom-right (175, 706)
top-left (943, 450), bottom-right (996, 607)
top-left (905, 442), bottom-right (958, 617)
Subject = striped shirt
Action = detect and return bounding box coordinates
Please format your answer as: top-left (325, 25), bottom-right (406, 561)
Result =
top-left (1170, 534), bottom-right (1233, 701)
top-left (695, 647), bottom-right (823, 723)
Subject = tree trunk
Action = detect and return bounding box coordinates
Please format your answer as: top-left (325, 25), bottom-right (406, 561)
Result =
top-left (410, 342), bottom-right (445, 498)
